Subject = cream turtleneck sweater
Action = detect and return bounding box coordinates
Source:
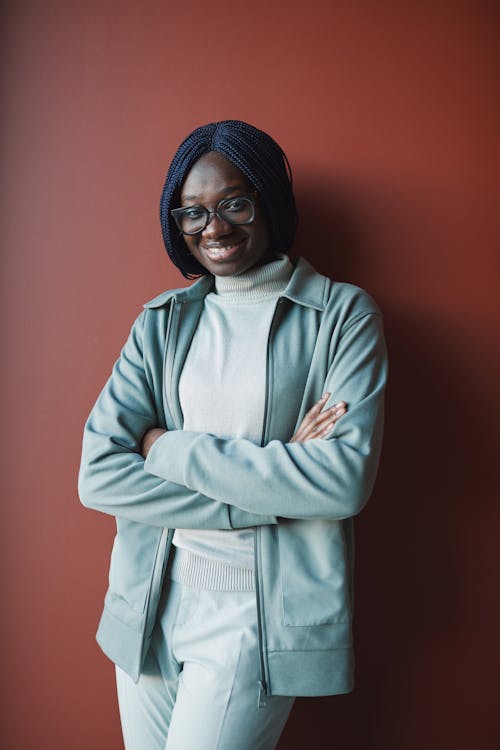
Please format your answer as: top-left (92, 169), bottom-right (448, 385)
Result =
top-left (171, 256), bottom-right (293, 591)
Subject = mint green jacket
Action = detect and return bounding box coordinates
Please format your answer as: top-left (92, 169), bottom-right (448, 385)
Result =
top-left (78, 257), bottom-right (387, 697)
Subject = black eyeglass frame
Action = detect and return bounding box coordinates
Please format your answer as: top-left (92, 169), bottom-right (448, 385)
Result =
top-left (171, 192), bottom-right (258, 236)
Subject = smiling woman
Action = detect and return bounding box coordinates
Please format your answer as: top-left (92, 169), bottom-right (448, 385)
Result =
top-left (176, 152), bottom-right (272, 276)
top-left (159, 121), bottom-right (298, 278)
top-left (78, 119), bottom-right (387, 750)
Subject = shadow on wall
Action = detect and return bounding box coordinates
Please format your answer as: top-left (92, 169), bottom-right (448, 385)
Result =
top-left (276, 180), bottom-right (492, 749)
top-left (293, 175), bottom-right (366, 283)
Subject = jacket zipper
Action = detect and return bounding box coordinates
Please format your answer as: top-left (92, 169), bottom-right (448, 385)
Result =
top-left (254, 527), bottom-right (268, 708)
top-left (254, 297), bottom-right (284, 708)
top-left (140, 527), bottom-right (174, 667)
top-left (165, 295), bottom-right (280, 706)
top-left (142, 300), bottom-right (180, 665)
top-left (163, 297), bottom-right (180, 428)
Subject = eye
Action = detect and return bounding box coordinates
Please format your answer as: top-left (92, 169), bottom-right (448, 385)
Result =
top-left (182, 206), bottom-right (205, 219)
top-left (221, 197), bottom-right (248, 213)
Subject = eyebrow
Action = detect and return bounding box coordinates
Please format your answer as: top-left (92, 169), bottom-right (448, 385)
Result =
top-left (181, 184), bottom-right (246, 202)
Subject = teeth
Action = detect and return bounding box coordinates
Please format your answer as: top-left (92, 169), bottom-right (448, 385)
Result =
top-left (205, 245), bottom-right (236, 256)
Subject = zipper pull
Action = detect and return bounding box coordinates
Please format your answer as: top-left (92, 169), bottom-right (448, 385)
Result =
top-left (257, 680), bottom-right (267, 708)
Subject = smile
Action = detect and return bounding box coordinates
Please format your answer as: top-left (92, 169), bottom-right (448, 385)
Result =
top-left (202, 238), bottom-right (246, 261)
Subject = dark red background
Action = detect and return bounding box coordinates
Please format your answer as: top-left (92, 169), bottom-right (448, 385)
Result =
top-left (1, 1), bottom-right (499, 748)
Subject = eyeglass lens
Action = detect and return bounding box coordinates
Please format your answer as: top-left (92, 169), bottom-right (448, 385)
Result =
top-left (174, 196), bottom-right (255, 235)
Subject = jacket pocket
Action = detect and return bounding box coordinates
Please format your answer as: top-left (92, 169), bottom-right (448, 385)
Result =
top-left (278, 519), bottom-right (351, 626)
top-left (108, 519), bottom-right (164, 613)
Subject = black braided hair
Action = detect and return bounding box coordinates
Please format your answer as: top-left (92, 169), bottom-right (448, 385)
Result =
top-left (159, 120), bottom-right (298, 278)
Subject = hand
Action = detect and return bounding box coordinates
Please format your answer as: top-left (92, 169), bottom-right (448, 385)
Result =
top-left (290, 393), bottom-right (347, 443)
top-left (140, 427), bottom-right (167, 459)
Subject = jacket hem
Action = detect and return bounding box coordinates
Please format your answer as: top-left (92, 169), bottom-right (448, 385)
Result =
top-left (96, 606), bottom-right (144, 683)
top-left (267, 648), bottom-right (354, 696)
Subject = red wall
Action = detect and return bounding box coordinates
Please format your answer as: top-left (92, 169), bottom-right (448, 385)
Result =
top-left (1, 1), bottom-right (499, 747)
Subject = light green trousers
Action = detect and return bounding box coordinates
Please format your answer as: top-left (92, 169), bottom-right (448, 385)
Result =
top-left (116, 573), bottom-right (294, 750)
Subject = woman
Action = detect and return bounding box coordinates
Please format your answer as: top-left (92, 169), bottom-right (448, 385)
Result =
top-left (79, 120), bottom-right (387, 749)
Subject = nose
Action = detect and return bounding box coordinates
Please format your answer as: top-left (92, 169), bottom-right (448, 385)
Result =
top-left (201, 211), bottom-right (231, 238)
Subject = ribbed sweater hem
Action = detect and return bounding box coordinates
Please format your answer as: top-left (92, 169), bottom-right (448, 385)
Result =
top-left (168, 548), bottom-right (255, 591)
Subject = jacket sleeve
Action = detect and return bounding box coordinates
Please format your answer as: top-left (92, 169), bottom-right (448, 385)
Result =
top-left (78, 310), bottom-right (277, 529)
top-left (144, 311), bottom-right (387, 521)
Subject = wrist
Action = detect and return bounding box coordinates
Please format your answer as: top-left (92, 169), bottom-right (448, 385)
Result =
top-left (140, 428), bottom-right (166, 458)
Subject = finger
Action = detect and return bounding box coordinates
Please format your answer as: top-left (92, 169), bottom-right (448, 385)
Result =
top-left (290, 394), bottom-right (330, 442)
top-left (308, 402), bottom-right (347, 433)
top-left (317, 421), bottom-right (336, 438)
top-left (305, 416), bottom-right (340, 442)
top-left (295, 393), bottom-right (332, 437)
top-left (290, 396), bottom-right (348, 443)
top-left (303, 392), bottom-right (331, 422)
top-left (295, 402), bottom-right (347, 443)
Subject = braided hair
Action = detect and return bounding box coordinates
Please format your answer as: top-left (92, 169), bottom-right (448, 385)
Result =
top-left (159, 120), bottom-right (298, 278)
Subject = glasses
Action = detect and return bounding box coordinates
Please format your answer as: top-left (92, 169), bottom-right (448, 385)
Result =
top-left (171, 193), bottom-right (257, 235)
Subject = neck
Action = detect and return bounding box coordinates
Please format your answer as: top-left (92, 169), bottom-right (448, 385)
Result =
top-left (214, 255), bottom-right (293, 301)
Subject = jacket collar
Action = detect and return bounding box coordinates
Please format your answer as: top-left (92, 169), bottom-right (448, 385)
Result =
top-left (143, 257), bottom-right (327, 312)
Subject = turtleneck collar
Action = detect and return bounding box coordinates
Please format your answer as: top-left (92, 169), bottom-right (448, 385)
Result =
top-left (213, 255), bottom-right (293, 302)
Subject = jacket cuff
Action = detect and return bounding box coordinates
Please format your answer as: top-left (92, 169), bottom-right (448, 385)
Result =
top-left (229, 505), bottom-right (277, 528)
top-left (144, 430), bottom-right (194, 483)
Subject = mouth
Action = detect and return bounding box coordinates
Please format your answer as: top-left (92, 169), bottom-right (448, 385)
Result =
top-left (202, 238), bottom-right (246, 262)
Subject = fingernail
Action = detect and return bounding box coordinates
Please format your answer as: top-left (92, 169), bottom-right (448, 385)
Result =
top-left (333, 401), bottom-right (345, 408)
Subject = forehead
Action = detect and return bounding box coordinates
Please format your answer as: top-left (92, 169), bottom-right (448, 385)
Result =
top-left (181, 151), bottom-right (252, 202)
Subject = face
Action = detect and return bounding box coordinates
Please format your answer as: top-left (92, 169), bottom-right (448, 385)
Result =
top-left (179, 151), bottom-right (272, 277)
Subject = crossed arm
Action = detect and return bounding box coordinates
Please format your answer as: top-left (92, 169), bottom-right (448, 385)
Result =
top-left (80, 389), bottom-right (347, 528)
top-left (140, 393), bottom-right (347, 459)
top-left (80, 307), bottom-right (386, 525)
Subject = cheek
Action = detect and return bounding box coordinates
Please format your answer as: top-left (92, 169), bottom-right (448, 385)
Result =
top-left (183, 236), bottom-right (198, 255)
